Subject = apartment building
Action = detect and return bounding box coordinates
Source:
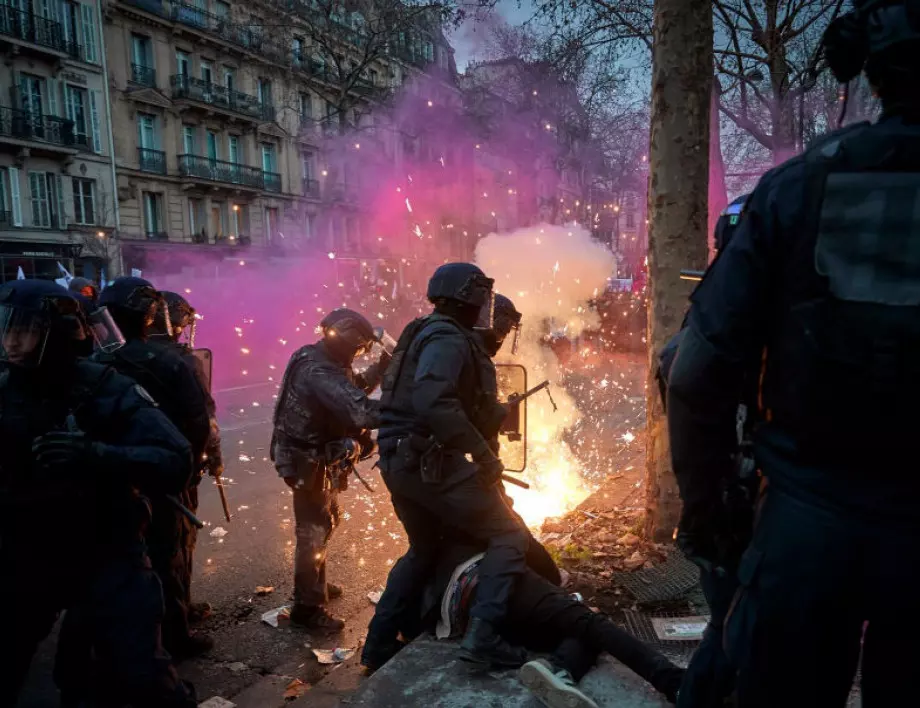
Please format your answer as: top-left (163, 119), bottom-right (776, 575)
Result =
top-left (102, 0), bottom-right (446, 278)
top-left (0, 0), bottom-right (118, 283)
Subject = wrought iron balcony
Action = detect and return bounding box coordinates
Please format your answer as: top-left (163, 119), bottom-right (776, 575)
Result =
top-left (0, 106), bottom-right (75, 147)
top-left (123, 0), bottom-right (167, 16)
top-left (264, 171), bottom-right (281, 193)
top-left (0, 6), bottom-right (77, 56)
top-left (178, 154), bottom-right (268, 190)
top-left (145, 231), bottom-right (169, 241)
top-left (170, 3), bottom-right (289, 64)
top-left (170, 75), bottom-right (269, 121)
top-left (131, 63), bottom-right (157, 88)
top-left (302, 178), bottom-right (320, 197)
top-left (138, 147), bottom-right (166, 174)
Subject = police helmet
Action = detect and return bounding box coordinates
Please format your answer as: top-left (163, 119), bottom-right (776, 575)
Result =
top-left (68, 277), bottom-right (99, 305)
top-left (489, 293), bottom-right (523, 356)
top-left (151, 291), bottom-right (197, 346)
top-left (823, 0), bottom-right (920, 84)
top-left (98, 276), bottom-right (162, 328)
top-left (714, 193), bottom-right (751, 253)
top-left (321, 308), bottom-right (378, 360)
top-left (427, 263), bottom-right (495, 328)
top-left (0, 279), bottom-right (89, 368)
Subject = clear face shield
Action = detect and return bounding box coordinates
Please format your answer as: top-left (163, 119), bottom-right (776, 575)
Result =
top-left (373, 326), bottom-right (398, 356)
top-left (89, 306), bottom-right (126, 353)
top-left (0, 305), bottom-right (51, 368)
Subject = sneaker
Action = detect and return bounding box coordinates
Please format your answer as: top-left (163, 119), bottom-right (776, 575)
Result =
top-left (458, 617), bottom-right (528, 668)
top-left (519, 659), bottom-right (599, 708)
top-left (289, 604), bottom-right (345, 632)
top-left (188, 601), bottom-right (213, 624)
top-left (327, 583), bottom-right (343, 600)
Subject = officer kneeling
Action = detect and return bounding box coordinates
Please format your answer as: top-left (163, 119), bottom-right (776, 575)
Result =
top-left (272, 308), bottom-right (387, 631)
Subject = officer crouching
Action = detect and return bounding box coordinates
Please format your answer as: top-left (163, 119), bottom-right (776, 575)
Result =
top-left (272, 309), bottom-right (387, 631)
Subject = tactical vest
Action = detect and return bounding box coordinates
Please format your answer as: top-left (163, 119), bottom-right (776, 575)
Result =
top-left (272, 344), bottom-right (315, 446)
top-left (761, 120), bottom-right (920, 469)
top-left (380, 314), bottom-right (497, 438)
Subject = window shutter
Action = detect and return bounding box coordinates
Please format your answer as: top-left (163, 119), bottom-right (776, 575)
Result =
top-left (89, 89), bottom-right (101, 152)
top-left (60, 0), bottom-right (71, 43)
top-left (29, 172), bottom-right (41, 227)
top-left (56, 174), bottom-right (66, 229)
top-left (80, 3), bottom-right (97, 63)
top-left (48, 78), bottom-right (59, 117)
top-left (8, 168), bottom-right (22, 226)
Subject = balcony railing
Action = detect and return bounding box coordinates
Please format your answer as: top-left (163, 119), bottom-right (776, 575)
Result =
top-left (170, 75), bottom-right (269, 121)
top-left (302, 178), bottom-right (319, 197)
top-left (123, 0), bottom-right (167, 16)
top-left (131, 63), bottom-right (157, 88)
top-left (145, 231), bottom-right (169, 241)
top-left (138, 147), bottom-right (167, 174)
top-left (178, 154), bottom-right (269, 190)
top-left (0, 6), bottom-right (78, 56)
top-left (264, 171), bottom-right (281, 193)
top-left (0, 106), bottom-right (75, 147)
top-left (170, 3), bottom-right (289, 64)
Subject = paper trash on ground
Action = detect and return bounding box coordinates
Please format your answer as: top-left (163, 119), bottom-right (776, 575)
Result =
top-left (198, 698), bottom-right (236, 708)
top-left (651, 616), bottom-right (710, 642)
top-left (367, 590), bottom-right (382, 605)
top-left (312, 647), bottom-right (355, 664)
top-left (261, 605), bottom-right (291, 628)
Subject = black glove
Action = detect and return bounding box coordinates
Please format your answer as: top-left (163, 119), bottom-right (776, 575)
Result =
top-left (32, 431), bottom-right (99, 471)
top-left (477, 456), bottom-right (505, 486)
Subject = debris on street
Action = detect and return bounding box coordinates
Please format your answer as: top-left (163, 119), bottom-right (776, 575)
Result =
top-left (313, 647), bottom-right (356, 664)
top-left (261, 605), bottom-right (291, 628)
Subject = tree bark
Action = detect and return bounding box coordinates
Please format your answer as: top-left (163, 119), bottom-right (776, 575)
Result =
top-left (644, 0), bottom-right (713, 542)
top-left (709, 76), bottom-right (728, 250)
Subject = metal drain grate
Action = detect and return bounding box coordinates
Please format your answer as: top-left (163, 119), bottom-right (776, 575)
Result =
top-left (612, 553), bottom-right (701, 604)
top-left (619, 609), bottom-right (706, 667)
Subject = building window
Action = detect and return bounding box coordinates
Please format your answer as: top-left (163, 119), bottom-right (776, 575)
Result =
top-left (80, 3), bottom-right (98, 63)
top-left (258, 78), bottom-right (272, 106)
top-left (626, 212), bottom-right (636, 229)
top-left (1, 168), bottom-right (22, 227)
top-left (176, 50), bottom-right (190, 76)
top-left (143, 192), bottom-right (163, 235)
top-left (223, 66), bottom-right (235, 91)
top-left (131, 34), bottom-right (154, 86)
top-left (189, 198), bottom-right (205, 241)
top-left (228, 135), bottom-right (239, 164)
top-left (19, 74), bottom-right (44, 117)
top-left (182, 125), bottom-right (196, 154)
top-left (214, 0), bottom-right (229, 19)
top-left (210, 201), bottom-right (227, 240)
top-left (66, 85), bottom-right (88, 147)
top-left (292, 37), bottom-right (304, 66)
top-left (299, 93), bottom-right (311, 122)
top-left (72, 178), bottom-right (95, 225)
top-left (265, 206), bottom-right (279, 242)
top-left (137, 113), bottom-right (157, 148)
top-left (29, 172), bottom-right (62, 229)
top-left (301, 151), bottom-right (314, 180)
top-left (261, 143), bottom-right (277, 173)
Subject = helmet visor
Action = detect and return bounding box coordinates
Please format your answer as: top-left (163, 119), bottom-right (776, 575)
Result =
top-left (373, 326), bottom-right (398, 356)
top-left (474, 291), bottom-right (495, 330)
top-left (0, 305), bottom-right (50, 368)
top-left (89, 306), bottom-right (126, 353)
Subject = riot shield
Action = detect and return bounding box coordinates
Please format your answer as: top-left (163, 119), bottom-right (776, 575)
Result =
top-left (192, 348), bottom-right (213, 394)
top-left (496, 363), bottom-right (527, 473)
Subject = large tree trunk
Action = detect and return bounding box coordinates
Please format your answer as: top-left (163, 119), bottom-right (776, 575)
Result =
top-left (709, 76), bottom-right (728, 251)
top-left (644, 0), bottom-right (713, 542)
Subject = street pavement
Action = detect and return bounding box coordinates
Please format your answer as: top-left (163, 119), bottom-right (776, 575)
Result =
top-left (18, 382), bottom-right (407, 707)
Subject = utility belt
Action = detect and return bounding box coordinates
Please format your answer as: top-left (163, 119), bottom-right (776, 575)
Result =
top-left (383, 433), bottom-right (450, 485)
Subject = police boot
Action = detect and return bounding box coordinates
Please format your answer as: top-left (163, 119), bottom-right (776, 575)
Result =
top-left (289, 604), bottom-right (345, 633)
top-left (458, 617), bottom-right (528, 668)
top-left (519, 659), bottom-right (599, 708)
top-left (188, 601), bottom-right (213, 623)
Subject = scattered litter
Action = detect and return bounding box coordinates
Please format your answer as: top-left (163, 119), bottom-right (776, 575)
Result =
top-left (312, 647), bottom-right (355, 664)
top-left (261, 605), bottom-right (290, 628)
top-left (283, 678), bottom-right (308, 700)
top-left (198, 698), bottom-right (236, 708)
top-left (226, 662), bottom-right (247, 673)
top-left (367, 590), bottom-right (382, 605)
top-left (651, 616), bottom-right (710, 642)
top-left (210, 527), bottom-right (228, 539)
top-left (255, 586), bottom-right (274, 596)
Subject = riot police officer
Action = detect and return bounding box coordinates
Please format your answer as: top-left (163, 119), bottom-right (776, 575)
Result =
top-left (92, 276), bottom-right (212, 658)
top-left (149, 290), bottom-right (223, 623)
top-left (0, 280), bottom-right (196, 708)
top-left (481, 293), bottom-right (522, 358)
top-left (364, 263), bottom-right (531, 669)
top-left (272, 308), bottom-right (385, 631)
top-left (668, 2), bottom-right (920, 705)
top-left (68, 277), bottom-right (99, 309)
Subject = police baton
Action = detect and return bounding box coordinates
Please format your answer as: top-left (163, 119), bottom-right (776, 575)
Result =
top-left (502, 474), bottom-right (530, 490)
top-left (167, 495), bottom-right (205, 529)
top-left (215, 475), bottom-right (232, 523)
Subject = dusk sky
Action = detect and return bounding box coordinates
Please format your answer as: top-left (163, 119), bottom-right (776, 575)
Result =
top-left (449, 0), bottom-right (537, 71)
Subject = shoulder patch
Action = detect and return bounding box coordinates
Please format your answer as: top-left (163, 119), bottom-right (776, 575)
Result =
top-left (134, 384), bottom-right (158, 406)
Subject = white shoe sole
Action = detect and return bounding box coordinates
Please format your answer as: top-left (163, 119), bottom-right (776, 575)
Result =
top-left (519, 661), bottom-right (599, 708)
